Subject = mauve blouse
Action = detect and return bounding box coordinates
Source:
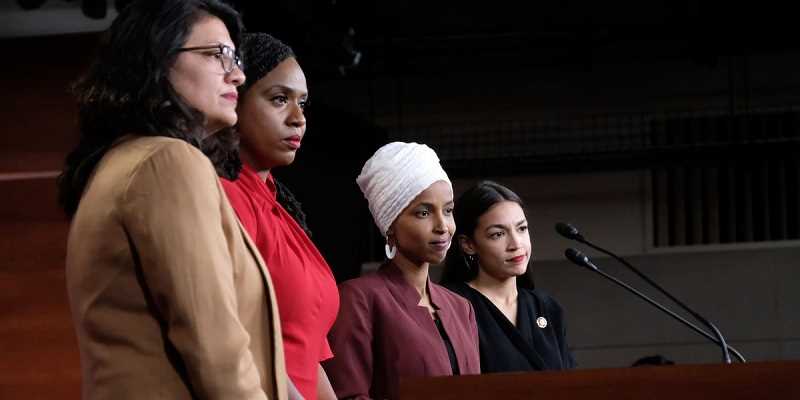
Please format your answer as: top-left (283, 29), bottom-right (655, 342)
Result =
top-left (323, 262), bottom-right (480, 400)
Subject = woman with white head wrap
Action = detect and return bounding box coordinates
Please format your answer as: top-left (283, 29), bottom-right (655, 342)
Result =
top-left (323, 142), bottom-right (480, 400)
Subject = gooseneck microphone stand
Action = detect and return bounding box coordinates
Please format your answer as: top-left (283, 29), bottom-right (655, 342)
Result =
top-left (558, 223), bottom-right (745, 363)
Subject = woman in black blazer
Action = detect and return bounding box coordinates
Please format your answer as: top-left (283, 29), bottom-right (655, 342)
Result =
top-left (441, 180), bottom-right (576, 372)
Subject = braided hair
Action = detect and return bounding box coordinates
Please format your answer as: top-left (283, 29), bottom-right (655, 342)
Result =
top-left (238, 32), bottom-right (295, 92)
top-left (211, 33), bottom-right (311, 235)
top-left (274, 179), bottom-right (311, 237)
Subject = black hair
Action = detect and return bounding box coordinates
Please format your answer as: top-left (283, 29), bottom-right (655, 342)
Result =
top-left (440, 180), bottom-right (536, 289)
top-left (274, 179), bottom-right (311, 237)
top-left (202, 127), bottom-right (242, 180)
top-left (58, 0), bottom-right (243, 216)
top-left (238, 33), bottom-right (296, 93)
top-left (211, 32), bottom-right (311, 235)
top-left (632, 354), bottom-right (675, 367)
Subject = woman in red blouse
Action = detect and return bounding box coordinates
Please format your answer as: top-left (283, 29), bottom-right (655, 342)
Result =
top-left (218, 33), bottom-right (339, 400)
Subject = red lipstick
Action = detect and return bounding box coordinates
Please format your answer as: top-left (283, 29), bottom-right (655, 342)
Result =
top-left (221, 92), bottom-right (238, 102)
top-left (507, 255), bottom-right (527, 264)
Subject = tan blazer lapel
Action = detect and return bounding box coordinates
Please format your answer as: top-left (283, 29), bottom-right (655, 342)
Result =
top-left (233, 215), bottom-right (287, 400)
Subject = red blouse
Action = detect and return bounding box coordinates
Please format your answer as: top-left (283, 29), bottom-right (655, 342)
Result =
top-left (222, 165), bottom-right (339, 400)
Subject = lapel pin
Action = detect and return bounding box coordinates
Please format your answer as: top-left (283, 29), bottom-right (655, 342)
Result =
top-left (536, 317), bottom-right (548, 329)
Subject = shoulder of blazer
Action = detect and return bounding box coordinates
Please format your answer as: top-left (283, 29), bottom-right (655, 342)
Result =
top-left (128, 136), bottom-right (207, 165)
top-left (339, 271), bottom-right (386, 297)
top-left (522, 288), bottom-right (567, 321)
top-left (119, 137), bottom-right (213, 193)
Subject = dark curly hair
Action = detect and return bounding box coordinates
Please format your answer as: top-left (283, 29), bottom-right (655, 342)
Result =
top-left (440, 180), bottom-right (536, 289)
top-left (214, 32), bottom-right (312, 235)
top-left (58, 0), bottom-right (243, 216)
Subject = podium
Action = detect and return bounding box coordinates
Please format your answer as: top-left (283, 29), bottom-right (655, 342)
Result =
top-left (399, 361), bottom-right (800, 399)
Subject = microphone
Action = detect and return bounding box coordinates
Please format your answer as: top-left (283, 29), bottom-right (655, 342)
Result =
top-left (557, 222), bottom-right (741, 363)
top-left (555, 222), bottom-right (583, 241)
top-left (564, 247), bottom-right (596, 270)
top-left (564, 248), bottom-right (745, 363)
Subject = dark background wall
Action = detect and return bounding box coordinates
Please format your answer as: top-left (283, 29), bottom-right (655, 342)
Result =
top-left (1, 1), bottom-right (799, 398)
top-left (0, 33), bottom-right (96, 399)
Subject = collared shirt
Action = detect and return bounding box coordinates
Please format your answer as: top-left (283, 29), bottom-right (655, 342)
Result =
top-left (222, 164), bottom-right (339, 400)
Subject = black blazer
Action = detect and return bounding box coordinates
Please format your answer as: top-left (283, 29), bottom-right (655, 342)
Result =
top-left (445, 282), bottom-right (576, 373)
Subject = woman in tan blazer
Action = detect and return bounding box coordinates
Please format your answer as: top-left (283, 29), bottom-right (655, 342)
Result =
top-left (57, 1), bottom-right (286, 399)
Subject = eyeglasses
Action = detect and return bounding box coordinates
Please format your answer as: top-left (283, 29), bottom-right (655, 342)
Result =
top-left (177, 44), bottom-right (243, 74)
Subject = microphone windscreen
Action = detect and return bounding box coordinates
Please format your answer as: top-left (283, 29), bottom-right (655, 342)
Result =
top-left (564, 248), bottom-right (586, 266)
top-left (555, 222), bottom-right (580, 239)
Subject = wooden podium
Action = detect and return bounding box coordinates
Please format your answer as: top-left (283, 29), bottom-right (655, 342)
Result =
top-left (399, 361), bottom-right (800, 399)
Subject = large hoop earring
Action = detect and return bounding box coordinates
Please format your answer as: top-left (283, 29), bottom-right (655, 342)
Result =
top-left (384, 241), bottom-right (397, 260)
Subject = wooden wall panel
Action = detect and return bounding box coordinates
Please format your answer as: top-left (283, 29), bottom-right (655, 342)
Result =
top-left (0, 33), bottom-right (96, 400)
top-left (0, 184), bottom-right (79, 399)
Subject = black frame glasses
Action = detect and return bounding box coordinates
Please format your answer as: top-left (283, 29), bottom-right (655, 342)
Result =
top-left (177, 44), bottom-right (243, 73)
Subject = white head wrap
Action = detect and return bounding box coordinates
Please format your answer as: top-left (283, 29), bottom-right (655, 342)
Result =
top-left (356, 142), bottom-right (452, 237)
